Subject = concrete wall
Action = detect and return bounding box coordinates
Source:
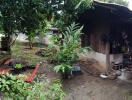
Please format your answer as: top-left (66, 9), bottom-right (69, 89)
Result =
top-left (110, 54), bottom-right (123, 64)
top-left (84, 52), bottom-right (123, 72)
top-left (81, 51), bottom-right (107, 71)
top-left (16, 33), bottom-right (52, 45)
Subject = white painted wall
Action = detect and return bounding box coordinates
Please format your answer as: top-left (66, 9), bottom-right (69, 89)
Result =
top-left (17, 33), bottom-right (28, 42)
top-left (82, 51), bottom-right (123, 71)
top-left (81, 51), bottom-right (107, 69)
top-left (110, 54), bottom-right (123, 64)
top-left (16, 33), bottom-right (52, 45)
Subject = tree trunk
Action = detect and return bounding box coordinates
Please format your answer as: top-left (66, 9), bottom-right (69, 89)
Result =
top-left (29, 40), bottom-right (33, 49)
top-left (10, 35), bottom-right (18, 46)
top-left (1, 36), bottom-right (11, 52)
top-left (106, 42), bottom-right (110, 74)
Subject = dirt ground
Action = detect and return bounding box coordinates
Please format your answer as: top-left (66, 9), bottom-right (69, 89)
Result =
top-left (63, 68), bottom-right (132, 100)
top-left (11, 43), bottom-right (132, 100)
top-left (62, 56), bottom-right (132, 100)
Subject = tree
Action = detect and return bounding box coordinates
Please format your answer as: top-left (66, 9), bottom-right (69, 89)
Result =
top-left (0, 0), bottom-right (48, 49)
top-left (18, 0), bottom-right (47, 49)
top-left (51, 0), bottom-right (92, 30)
top-left (98, 0), bottom-right (129, 7)
top-left (0, 0), bottom-right (21, 51)
top-left (0, 0), bottom-right (92, 50)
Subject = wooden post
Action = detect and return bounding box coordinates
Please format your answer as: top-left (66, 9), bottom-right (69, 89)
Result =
top-left (106, 42), bottom-right (110, 73)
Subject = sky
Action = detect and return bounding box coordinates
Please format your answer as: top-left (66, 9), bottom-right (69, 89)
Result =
top-left (128, 0), bottom-right (132, 10)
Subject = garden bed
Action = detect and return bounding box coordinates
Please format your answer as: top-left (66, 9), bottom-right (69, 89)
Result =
top-left (0, 58), bottom-right (41, 82)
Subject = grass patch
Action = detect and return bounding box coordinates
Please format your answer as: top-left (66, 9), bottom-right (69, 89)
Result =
top-left (12, 42), bottom-right (46, 65)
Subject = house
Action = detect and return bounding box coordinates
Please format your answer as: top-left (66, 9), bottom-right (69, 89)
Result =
top-left (78, 1), bottom-right (132, 72)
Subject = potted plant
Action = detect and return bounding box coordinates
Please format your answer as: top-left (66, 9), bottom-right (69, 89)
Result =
top-left (53, 23), bottom-right (84, 79)
top-left (12, 63), bottom-right (24, 74)
top-left (54, 64), bottom-right (72, 79)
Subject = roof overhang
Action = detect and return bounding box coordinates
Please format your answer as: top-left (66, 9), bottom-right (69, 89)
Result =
top-left (78, 1), bottom-right (132, 23)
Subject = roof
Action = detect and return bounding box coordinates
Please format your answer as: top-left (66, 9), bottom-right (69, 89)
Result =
top-left (93, 0), bottom-right (129, 9)
top-left (78, 1), bottom-right (132, 23)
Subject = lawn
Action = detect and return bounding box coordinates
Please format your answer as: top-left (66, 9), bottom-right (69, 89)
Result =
top-left (12, 42), bottom-right (47, 65)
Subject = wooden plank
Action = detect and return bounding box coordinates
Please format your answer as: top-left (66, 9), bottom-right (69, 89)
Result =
top-left (106, 42), bottom-right (111, 73)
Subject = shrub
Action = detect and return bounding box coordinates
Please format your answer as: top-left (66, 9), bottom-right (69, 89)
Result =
top-left (0, 74), bottom-right (31, 100)
top-left (0, 74), bottom-right (65, 100)
top-left (27, 79), bottom-right (65, 100)
top-left (53, 23), bottom-right (83, 74)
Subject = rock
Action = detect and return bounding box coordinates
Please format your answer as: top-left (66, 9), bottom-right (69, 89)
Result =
top-left (108, 74), bottom-right (117, 80)
top-left (115, 70), bottom-right (122, 76)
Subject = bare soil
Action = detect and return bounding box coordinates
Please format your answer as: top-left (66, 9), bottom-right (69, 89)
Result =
top-left (11, 43), bottom-right (132, 100)
top-left (63, 59), bottom-right (132, 100)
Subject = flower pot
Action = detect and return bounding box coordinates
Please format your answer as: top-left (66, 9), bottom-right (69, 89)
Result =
top-left (72, 64), bottom-right (82, 76)
top-left (61, 71), bottom-right (72, 79)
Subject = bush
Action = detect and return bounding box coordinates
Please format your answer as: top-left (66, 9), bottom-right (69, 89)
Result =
top-left (0, 74), bottom-right (65, 100)
top-left (27, 79), bottom-right (65, 100)
top-left (53, 23), bottom-right (83, 74)
top-left (0, 74), bottom-right (31, 100)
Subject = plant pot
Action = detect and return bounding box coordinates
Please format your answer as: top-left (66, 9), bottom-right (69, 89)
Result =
top-left (61, 71), bottom-right (72, 79)
top-left (72, 64), bottom-right (82, 76)
top-left (12, 68), bottom-right (24, 74)
top-left (72, 70), bottom-right (82, 76)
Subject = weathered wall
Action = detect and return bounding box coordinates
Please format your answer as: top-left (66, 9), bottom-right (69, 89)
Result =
top-left (90, 22), bottom-right (110, 54)
top-left (84, 52), bottom-right (123, 72)
top-left (85, 51), bottom-right (106, 68)
top-left (82, 22), bottom-right (111, 71)
top-left (110, 54), bottom-right (123, 64)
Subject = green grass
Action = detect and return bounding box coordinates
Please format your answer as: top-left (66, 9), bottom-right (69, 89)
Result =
top-left (12, 42), bottom-right (46, 65)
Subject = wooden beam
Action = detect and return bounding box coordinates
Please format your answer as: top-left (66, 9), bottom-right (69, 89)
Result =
top-left (106, 42), bottom-right (111, 73)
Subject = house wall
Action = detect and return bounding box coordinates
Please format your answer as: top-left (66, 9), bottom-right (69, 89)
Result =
top-left (110, 54), bottom-right (123, 64)
top-left (87, 22), bottom-right (110, 71)
top-left (86, 51), bottom-right (106, 69)
top-left (82, 21), bottom-right (125, 71)
top-left (86, 52), bottom-right (123, 72)
top-left (90, 22), bottom-right (110, 54)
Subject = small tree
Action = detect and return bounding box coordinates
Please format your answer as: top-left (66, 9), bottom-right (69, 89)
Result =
top-left (19, 0), bottom-right (47, 49)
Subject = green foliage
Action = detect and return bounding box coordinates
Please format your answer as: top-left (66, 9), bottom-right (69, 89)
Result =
top-left (53, 0), bottom-right (92, 29)
top-left (18, 0), bottom-right (47, 49)
top-left (55, 22), bottom-right (83, 64)
top-left (0, 0), bottom-right (51, 49)
top-left (15, 63), bottom-right (23, 69)
top-left (0, 74), bottom-right (31, 100)
top-left (0, 74), bottom-right (65, 100)
top-left (54, 64), bottom-right (72, 73)
top-left (37, 45), bottom-right (58, 62)
top-left (52, 23), bottom-right (90, 74)
top-left (64, 0), bottom-right (92, 14)
top-left (0, 0), bottom-right (19, 36)
top-left (99, 0), bottom-right (129, 6)
top-left (27, 79), bottom-right (65, 100)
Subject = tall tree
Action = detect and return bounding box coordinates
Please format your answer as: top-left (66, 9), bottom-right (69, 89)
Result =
top-left (98, 0), bottom-right (129, 7)
top-left (0, 0), bottom-right (22, 51)
top-left (0, 0), bottom-right (47, 49)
